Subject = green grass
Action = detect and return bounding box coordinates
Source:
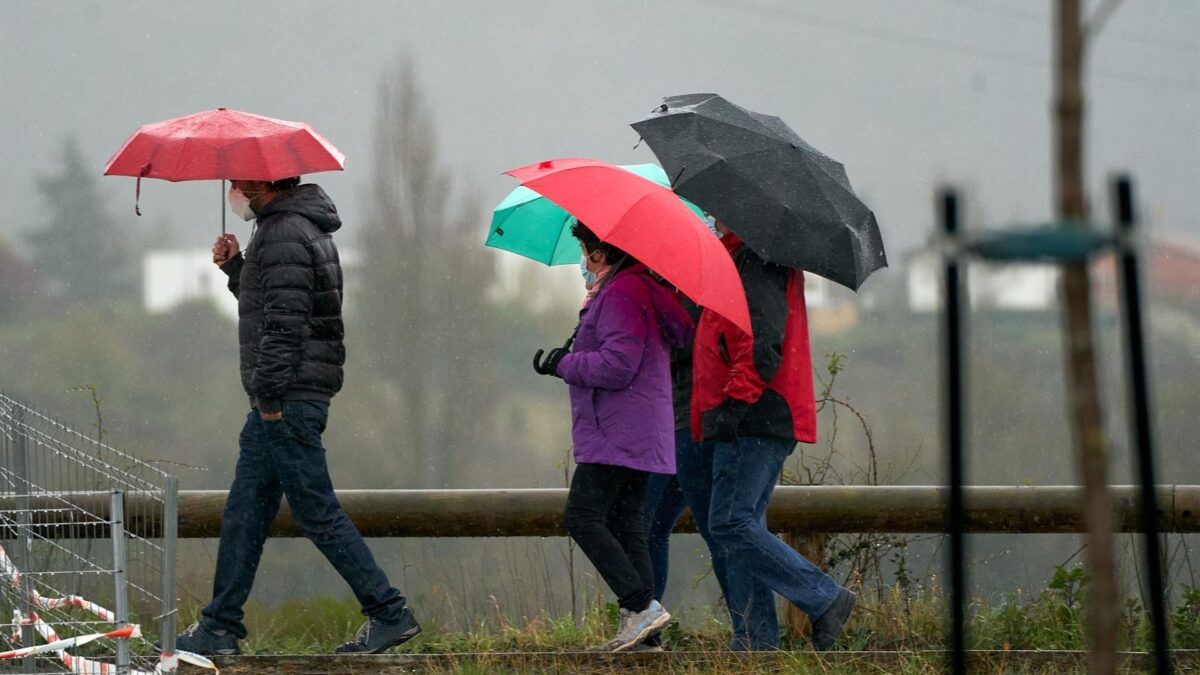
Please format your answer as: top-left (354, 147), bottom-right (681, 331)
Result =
top-left (179, 568), bottom-right (1200, 668)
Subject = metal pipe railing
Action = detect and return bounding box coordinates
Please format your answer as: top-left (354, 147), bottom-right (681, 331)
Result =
top-left (4, 485), bottom-right (1199, 539)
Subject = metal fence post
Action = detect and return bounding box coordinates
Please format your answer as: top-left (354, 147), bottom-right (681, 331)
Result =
top-left (940, 188), bottom-right (967, 675)
top-left (13, 407), bottom-right (37, 674)
top-left (110, 491), bottom-right (130, 675)
top-left (1112, 174), bottom-right (1170, 674)
top-left (160, 476), bottom-right (179, 673)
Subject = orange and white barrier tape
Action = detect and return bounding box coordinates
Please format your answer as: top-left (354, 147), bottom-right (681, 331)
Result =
top-left (0, 544), bottom-right (217, 673)
top-left (0, 544), bottom-right (114, 621)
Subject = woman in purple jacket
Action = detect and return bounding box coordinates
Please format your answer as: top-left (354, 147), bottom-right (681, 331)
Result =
top-left (533, 222), bottom-right (694, 652)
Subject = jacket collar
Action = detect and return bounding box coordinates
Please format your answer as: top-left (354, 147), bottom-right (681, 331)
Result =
top-left (584, 261), bottom-right (649, 310)
top-left (720, 232), bottom-right (744, 254)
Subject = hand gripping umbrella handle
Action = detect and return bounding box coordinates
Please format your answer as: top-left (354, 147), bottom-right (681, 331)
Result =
top-left (532, 349), bottom-right (548, 373)
top-left (533, 334), bottom-right (576, 374)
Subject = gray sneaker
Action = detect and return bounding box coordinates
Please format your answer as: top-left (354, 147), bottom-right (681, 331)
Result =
top-left (334, 608), bottom-right (421, 654)
top-left (586, 609), bottom-right (632, 652)
top-left (154, 622), bottom-right (239, 657)
top-left (811, 588), bottom-right (856, 651)
top-left (609, 601), bottom-right (671, 652)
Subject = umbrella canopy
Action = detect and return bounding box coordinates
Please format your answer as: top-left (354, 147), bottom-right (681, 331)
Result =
top-left (487, 163), bottom-right (706, 266)
top-left (632, 93), bottom-right (887, 290)
top-left (503, 158), bottom-right (751, 336)
top-left (104, 107), bottom-right (344, 182)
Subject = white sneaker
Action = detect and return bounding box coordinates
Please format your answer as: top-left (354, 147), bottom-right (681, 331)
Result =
top-left (609, 601), bottom-right (671, 652)
top-left (586, 609), bottom-right (633, 652)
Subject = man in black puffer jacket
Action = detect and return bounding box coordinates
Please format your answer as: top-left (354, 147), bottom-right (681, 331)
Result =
top-left (167, 178), bottom-right (420, 657)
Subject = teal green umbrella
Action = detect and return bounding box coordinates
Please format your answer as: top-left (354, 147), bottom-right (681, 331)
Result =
top-left (485, 163), bottom-right (706, 265)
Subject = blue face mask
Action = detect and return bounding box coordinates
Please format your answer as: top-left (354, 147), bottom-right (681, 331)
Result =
top-left (580, 255), bottom-right (597, 286)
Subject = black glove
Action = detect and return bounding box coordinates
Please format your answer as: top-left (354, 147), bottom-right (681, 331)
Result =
top-left (702, 399), bottom-right (751, 440)
top-left (532, 347), bottom-right (569, 377)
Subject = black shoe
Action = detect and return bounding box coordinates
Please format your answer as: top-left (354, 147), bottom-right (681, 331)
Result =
top-left (811, 588), bottom-right (856, 651)
top-left (154, 622), bottom-right (240, 656)
top-left (334, 609), bottom-right (421, 654)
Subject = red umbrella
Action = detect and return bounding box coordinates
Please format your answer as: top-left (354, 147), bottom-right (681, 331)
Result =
top-left (104, 107), bottom-right (344, 229)
top-left (505, 157), bottom-right (752, 336)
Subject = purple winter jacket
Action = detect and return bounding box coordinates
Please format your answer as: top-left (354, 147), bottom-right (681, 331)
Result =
top-left (556, 264), bottom-right (695, 474)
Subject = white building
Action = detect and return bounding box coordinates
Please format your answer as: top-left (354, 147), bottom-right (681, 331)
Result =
top-left (803, 273), bottom-right (839, 309)
top-left (143, 248), bottom-right (361, 320)
top-left (486, 254), bottom-right (587, 313)
top-left (906, 248), bottom-right (1059, 313)
top-left (143, 249), bottom-right (239, 320)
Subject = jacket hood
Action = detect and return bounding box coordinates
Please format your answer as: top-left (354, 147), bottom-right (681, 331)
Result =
top-left (652, 288), bottom-right (694, 349)
top-left (626, 267), bottom-right (695, 349)
top-left (257, 183), bottom-right (342, 233)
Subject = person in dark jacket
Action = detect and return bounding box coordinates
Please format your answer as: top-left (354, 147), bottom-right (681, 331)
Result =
top-left (636, 298), bottom-right (701, 652)
top-left (535, 223), bottom-right (694, 652)
top-left (642, 221), bottom-right (777, 651)
top-left (166, 178), bottom-right (419, 657)
top-left (684, 222), bottom-right (855, 651)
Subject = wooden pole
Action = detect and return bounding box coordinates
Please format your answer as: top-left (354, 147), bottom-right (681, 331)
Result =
top-left (781, 532), bottom-right (825, 640)
top-left (1055, 2), bottom-right (1119, 673)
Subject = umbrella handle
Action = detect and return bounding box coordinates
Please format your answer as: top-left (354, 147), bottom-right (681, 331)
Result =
top-left (532, 349), bottom-right (548, 373)
top-left (221, 179), bottom-right (227, 235)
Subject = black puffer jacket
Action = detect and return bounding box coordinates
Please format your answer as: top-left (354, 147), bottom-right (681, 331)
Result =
top-left (220, 184), bottom-right (345, 413)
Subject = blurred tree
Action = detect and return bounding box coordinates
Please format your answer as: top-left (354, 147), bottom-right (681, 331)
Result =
top-left (354, 56), bottom-right (500, 487)
top-left (25, 137), bottom-right (135, 306)
top-left (0, 236), bottom-right (44, 318)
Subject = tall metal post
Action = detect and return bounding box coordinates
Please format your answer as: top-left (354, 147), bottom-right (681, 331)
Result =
top-left (940, 188), bottom-right (967, 675)
top-left (13, 408), bottom-right (37, 674)
top-left (160, 477), bottom-right (180, 673)
top-left (110, 491), bottom-right (130, 675)
top-left (1113, 174), bottom-right (1170, 673)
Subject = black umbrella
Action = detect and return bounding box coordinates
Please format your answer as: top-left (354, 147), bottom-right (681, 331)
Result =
top-left (632, 93), bottom-right (887, 291)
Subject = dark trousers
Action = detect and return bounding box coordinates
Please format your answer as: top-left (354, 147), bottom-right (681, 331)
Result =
top-left (564, 462), bottom-right (654, 613)
top-left (644, 468), bottom-right (687, 602)
top-left (201, 401), bottom-right (405, 638)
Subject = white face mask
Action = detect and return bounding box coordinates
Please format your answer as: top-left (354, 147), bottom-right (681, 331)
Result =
top-left (228, 187), bottom-right (258, 221)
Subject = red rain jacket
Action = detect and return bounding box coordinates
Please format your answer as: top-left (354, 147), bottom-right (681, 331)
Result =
top-left (690, 234), bottom-right (817, 444)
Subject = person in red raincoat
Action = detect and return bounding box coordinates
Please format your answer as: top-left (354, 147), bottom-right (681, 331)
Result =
top-left (680, 221), bottom-right (855, 651)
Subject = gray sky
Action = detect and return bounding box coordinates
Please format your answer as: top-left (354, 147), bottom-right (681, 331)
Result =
top-left (2, 0), bottom-right (1197, 268)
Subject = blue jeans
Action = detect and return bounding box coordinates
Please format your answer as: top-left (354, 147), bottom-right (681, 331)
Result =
top-left (675, 431), bottom-right (780, 650)
top-left (709, 436), bottom-right (841, 622)
top-left (644, 464), bottom-right (687, 601)
top-left (201, 402), bottom-right (405, 638)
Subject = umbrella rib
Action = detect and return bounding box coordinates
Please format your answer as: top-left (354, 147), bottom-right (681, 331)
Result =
top-left (549, 213), bottom-right (577, 264)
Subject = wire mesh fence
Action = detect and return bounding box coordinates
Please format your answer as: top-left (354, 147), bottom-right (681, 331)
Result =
top-left (0, 394), bottom-right (180, 674)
